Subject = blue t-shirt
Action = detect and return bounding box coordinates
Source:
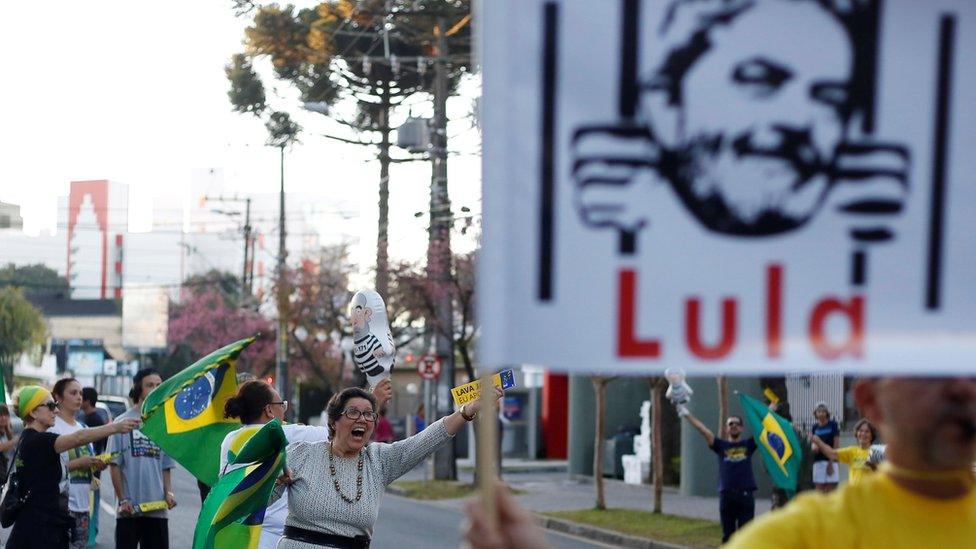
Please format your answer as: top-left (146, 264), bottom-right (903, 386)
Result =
top-left (710, 438), bottom-right (757, 492)
top-left (811, 420), bottom-right (840, 462)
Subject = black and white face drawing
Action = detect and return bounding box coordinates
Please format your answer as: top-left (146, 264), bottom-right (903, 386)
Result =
top-left (574, 0), bottom-right (910, 243)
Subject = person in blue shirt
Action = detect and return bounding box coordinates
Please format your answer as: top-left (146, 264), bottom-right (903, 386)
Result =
top-left (682, 408), bottom-right (758, 543)
top-left (810, 401), bottom-right (840, 493)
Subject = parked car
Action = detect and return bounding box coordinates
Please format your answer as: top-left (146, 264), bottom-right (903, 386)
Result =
top-left (99, 395), bottom-right (131, 420)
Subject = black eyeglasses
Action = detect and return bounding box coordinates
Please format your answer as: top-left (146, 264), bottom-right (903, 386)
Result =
top-left (269, 401), bottom-right (289, 411)
top-left (341, 408), bottom-right (377, 422)
top-left (727, 421), bottom-right (742, 427)
top-left (39, 401), bottom-right (59, 412)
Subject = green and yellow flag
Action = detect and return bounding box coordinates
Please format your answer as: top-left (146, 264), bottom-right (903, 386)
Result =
top-left (739, 393), bottom-right (803, 493)
top-left (193, 419), bottom-right (287, 549)
top-left (140, 337), bottom-right (254, 486)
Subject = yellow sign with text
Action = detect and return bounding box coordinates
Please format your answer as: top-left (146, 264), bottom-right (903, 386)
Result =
top-left (451, 369), bottom-right (516, 407)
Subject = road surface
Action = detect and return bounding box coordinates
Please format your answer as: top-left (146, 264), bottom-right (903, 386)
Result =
top-left (0, 466), bottom-right (609, 548)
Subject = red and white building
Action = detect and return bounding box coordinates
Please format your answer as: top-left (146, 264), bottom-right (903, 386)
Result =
top-left (66, 180), bottom-right (128, 299)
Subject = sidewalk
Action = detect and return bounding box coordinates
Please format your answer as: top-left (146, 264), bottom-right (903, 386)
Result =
top-left (396, 460), bottom-right (772, 546)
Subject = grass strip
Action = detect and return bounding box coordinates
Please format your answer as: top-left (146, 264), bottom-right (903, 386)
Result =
top-left (391, 480), bottom-right (479, 500)
top-left (543, 508), bottom-right (722, 548)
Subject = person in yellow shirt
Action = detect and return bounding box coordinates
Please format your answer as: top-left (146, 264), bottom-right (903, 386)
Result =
top-left (727, 377), bottom-right (976, 548)
top-left (809, 418), bottom-right (878, 485)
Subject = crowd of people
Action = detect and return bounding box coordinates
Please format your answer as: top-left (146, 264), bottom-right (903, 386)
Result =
top-left (458, 377), bottom-right (976, 549)
top-left (3, 368), bottom-right (974, 549)
top-left (679, 400), bottom-right (882, 543)
top-left (0, 368), bottom-right (502, 549)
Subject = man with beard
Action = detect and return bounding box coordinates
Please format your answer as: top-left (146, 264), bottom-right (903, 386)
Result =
top-left (574, 0), bottom-right (908, 241)
top-left (727, 378), bottom-right (976, 547)
top-left (683, 409), bottom-right (759, 543)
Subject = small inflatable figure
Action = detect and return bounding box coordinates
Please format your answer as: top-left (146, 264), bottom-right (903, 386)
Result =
top-left (665, 367), bottom-right (693, 405)
top-left (349, 289), bottom-right (395, 386)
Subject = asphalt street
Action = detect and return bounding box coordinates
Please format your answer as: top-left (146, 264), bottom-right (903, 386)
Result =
top-left (1, 466), bottom-right (608, 549)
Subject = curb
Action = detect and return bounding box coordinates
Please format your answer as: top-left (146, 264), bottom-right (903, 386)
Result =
top-left (387, 487), bottom-right (690, 548)
top-left (459, 465), bottom-right (569, 474)
top-left (535, 515), bottom-right (687, 549)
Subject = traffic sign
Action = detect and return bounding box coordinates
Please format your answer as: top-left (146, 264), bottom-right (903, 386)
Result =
top-left (417, 355), bottom-right (441, 380)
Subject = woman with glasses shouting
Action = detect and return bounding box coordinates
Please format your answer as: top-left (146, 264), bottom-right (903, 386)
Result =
top-left (271, 384), bottom-right (503, 549)
top-left (219, 379), bottom-right (392, 549)
top-left (7, 385), bottom-right (139, 548)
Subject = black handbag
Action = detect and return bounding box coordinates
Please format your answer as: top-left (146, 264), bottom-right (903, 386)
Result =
top-left (0, 438), bottom-right (30, 528)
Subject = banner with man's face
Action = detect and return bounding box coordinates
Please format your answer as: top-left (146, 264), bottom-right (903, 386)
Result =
top-left (479, 0), bottom-right (976, 375)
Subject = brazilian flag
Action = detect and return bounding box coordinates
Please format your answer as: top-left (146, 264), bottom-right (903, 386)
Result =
top-left (739, 393), bottom-right (803, 493)
top-left (141, 337), bottom-right (254, 486)
top-left (193, 419), bottom-right (287, 549)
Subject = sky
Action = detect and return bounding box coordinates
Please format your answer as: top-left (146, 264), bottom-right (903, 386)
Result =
top-left (0, 0), bottom-right (482, 277)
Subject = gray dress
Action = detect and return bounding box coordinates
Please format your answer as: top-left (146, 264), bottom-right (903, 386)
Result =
top-left (272, 417), bottom-right (453, 548)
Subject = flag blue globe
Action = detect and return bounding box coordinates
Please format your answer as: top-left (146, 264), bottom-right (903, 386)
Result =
top-left (175, 373), bottom-right (215, 420)
top-left (766, 432), bottom-right (787, 458)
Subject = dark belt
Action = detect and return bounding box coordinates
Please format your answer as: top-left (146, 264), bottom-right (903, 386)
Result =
top-left (283, 525), bottom-right (370, 548)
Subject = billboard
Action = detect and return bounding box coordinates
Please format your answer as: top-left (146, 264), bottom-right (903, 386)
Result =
top-left (122, 285), bottom-right (169, 351)
top-left (67, 350), bottom-right (103, 377)
top-left (479, 0), bottom-right (976, 375)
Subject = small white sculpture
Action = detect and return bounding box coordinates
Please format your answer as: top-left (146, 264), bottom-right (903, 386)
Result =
top-left (664, 367), bottom-right (693, 417)
top-left (348, 289), bottom-right (395, 386)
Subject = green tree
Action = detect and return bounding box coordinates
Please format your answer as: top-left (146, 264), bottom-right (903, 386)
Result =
top-left (279, 245), bottom-right (354, 392)
top-left (0, 263), bottom-right (70, 298)
top-left (0, 287), bottom-right (47, 395)
top-left (228, 0), bottom-right (472, 297)
top-left (389, 249), bottom-right (475, 382)
top-left (182, 270), bottom-right (243, 306)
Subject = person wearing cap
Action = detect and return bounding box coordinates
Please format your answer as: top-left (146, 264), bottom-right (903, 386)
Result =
top-left (810, 401), bottom-right (840, 493)
top-left (7, 385), bottom-right (139, 548)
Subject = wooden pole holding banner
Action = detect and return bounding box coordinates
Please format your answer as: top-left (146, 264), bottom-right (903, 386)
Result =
top-left (475, 370), bottom-right (499, 531)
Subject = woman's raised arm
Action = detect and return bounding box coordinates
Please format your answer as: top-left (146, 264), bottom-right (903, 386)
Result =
top-left (54, 417), bottom-right (139, 454)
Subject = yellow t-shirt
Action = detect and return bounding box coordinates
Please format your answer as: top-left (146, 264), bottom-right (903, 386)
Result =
top-left (727, 472), bottom-right (976, 549)
top-left (836, 446), bottom-right (871, 485)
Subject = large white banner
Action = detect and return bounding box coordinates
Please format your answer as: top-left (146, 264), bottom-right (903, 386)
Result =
top-left (479, 0), bottom-right (976, 375)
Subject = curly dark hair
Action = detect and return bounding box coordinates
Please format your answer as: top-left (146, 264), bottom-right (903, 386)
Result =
top-left (129, 368), bottom-right (161, 403)
top-left (325, 387), bottom-right (376, 438)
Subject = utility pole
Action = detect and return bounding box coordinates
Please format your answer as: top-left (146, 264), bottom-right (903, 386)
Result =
top-left (276, 144), bottom-right (289, 413)
top-left (201, 195), bottom-right (254, 297)
top-left (430, 16), bottom-right (457, 481)
top-left (242, 197), bottom-right (253, 295)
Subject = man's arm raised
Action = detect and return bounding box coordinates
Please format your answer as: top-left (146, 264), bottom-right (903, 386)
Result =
top-left (683, 409), bottom-right (716, 447)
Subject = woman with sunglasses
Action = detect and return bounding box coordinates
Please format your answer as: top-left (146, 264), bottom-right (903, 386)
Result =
top-left (7, 385), bottom-right (139, 549)
top-left (271, 384), bottom-right (503, 549)
top-left (218, 379), bottom-right (392, 549)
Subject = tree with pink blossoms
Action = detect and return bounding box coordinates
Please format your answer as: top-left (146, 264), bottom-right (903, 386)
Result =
top-left (163, 271), bottom-right (275, 379)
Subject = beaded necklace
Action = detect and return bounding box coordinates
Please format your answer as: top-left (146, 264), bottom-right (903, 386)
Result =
top-left (328, 441), bottom-right (364, 504)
